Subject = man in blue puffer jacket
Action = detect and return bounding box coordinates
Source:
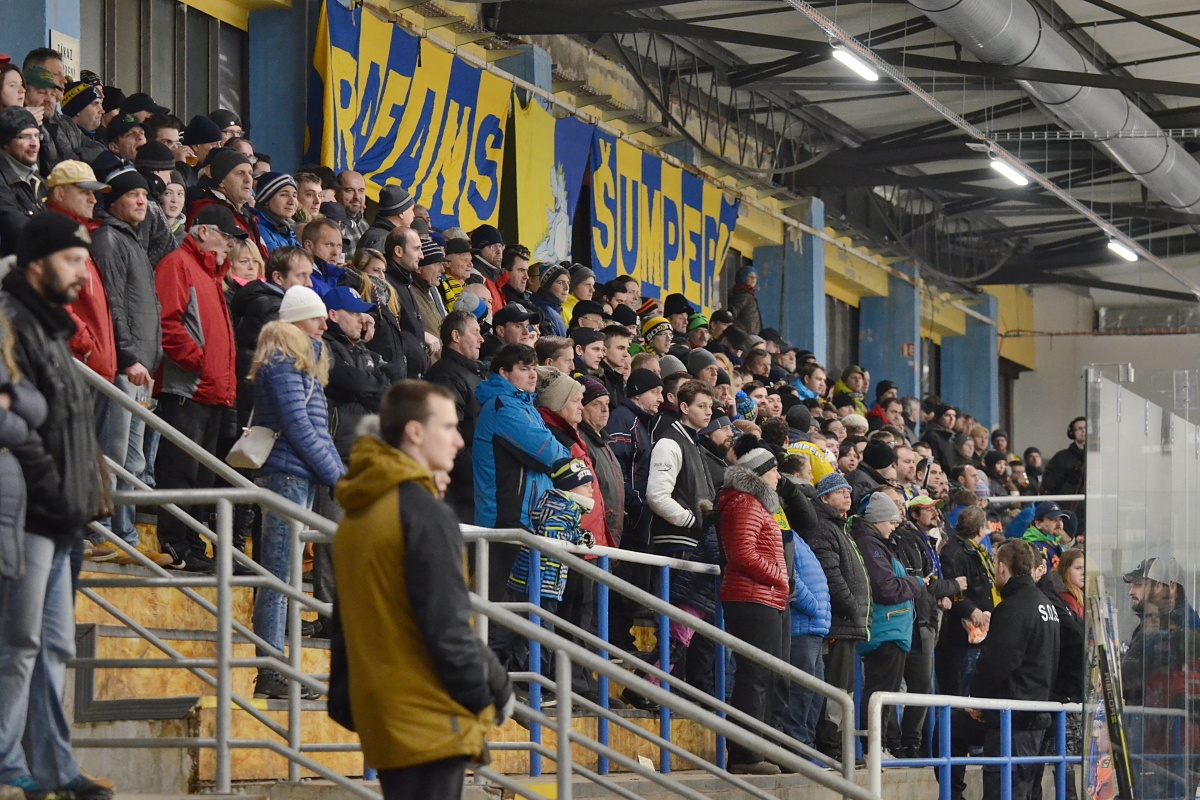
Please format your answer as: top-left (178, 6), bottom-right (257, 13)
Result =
top-left (785, 529), bottom-right (831, 747)
top-left (472, 343), bottom-right (571, 600)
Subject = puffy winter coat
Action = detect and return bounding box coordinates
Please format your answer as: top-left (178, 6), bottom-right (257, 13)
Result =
top-left (91, 214), bottom-right (163, 373)
top-left (938, 530), bottom-right (997, 649)
top-left (382, 259), bottom-right (430, 378)
top-left (726, 284), bottom-right (761, 334)
top-left (252, 341), bottom-right (345, 487)
top-left (806, 499), bottom-right (870, 641)
top-left (891, 522), bottom-right (959, 631)
top-left (323, 325), bottom-right (405, 461)
top-left (251, 206), bottom-right (300, 253)
top-left (0, 319), bottom-right (47, 579)
top-left (718, 466), bottom-right (788, 611)
top-left (530, 292), bottom-right (567, 338)
top-left (1, 273), bottom-right (101, 547)
top-left (357, 217), bottom-right (395, 254)
top-left (472, 374), bottom-right (570, 530)
top-left (50, 206), bottom-right (116, 382)
top-left (790, 531), bottom-right (832, 637)
top-left (155, 236), bottom-right (237, 406)
top-left (605, 399), bottom-right (655, 545)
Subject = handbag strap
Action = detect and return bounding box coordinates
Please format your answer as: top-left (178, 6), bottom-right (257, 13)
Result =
top-left (244, 371), bottom-right (318, 434)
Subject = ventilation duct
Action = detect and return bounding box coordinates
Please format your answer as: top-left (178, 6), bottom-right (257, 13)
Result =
top-left (1096, 304), bottom-right (1200, 333)
top-left (908, 0), bottom-right (1200, 214)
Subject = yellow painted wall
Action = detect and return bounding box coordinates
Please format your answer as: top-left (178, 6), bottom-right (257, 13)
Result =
top-left (983, 284), bottom-right (1036, 370)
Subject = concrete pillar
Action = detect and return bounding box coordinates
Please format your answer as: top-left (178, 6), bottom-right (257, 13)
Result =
top-left (940, 293), bottom-right (1000, 429)
top-left (859, 268), bottom-right (921, 400)
top-left (0, 0), bottom-right (79, 71)
top-left (248, 0), bottom-right (316, 173)
top-left (753, 197), bottom-right (827, 363)
top-left (495, 45), bottom-right (553, 95)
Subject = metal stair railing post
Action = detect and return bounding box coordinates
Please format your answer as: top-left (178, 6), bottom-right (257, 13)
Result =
top-left (556, 649), bottom-right (573, 800)
top-left (463, 527), bottom-right (858, 782)
top-left (215, 498), bottom-right (233, 793)
top-left (288, 517), bottom-right (304, 784)
top-left (595, 553), bottom-right (610, 776)
top-left (657, 564), bottom-right (671, 774)
top-left (864, 692), bottom-right (1084, 800)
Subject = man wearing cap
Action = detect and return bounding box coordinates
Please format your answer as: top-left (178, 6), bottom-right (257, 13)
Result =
top-left (662, 293), bottom-right (693, 346)
top-left (121, 92), bottom-right (170, 122)
top-left (708, 308), bottom-right (734, 341)
top-left (921, 403), bottom-right (959, 471)
top-left (152, 204), bottom-right (244, 569)
top-left (606, 369), bottom-right (664, 546)
top-left (687, 313), bottom-right (710, 349)
top-left (412, 246), bottom-right (448, 337)
top-left (808, 472), bottom-right (870, 760)
top-left (23, 60), bottom-right (87, 172)
top-left (0, 107), bottom-right (45, 255)
top-left (570, 327), bottom-right (606, 380)
top-left (0, 212), bottom-right (115, 800)
top-left (833, 365), bottom-right (869, 415)
top-left (247, 172), bottom-right (300, 253)
top-left (531, 261), bottom-right (570, 338)
top-left (498, 243), bottom-right (532, 307)
top-left (61, 80), bottom-right (107, 162)
top-left (180, 115), bottom-right (224, 181)
top-left (206, 109), bottom-right (241, 143)
top-left (568, 299), bottom-right (606, 330)
top-left (480, 302), bottom-right (533, 367)
top-left (468, 224), bottom-right (506, 311)
top-left (105, 113), bottom-right (147, 162)
top-left (438, 237), bottom-right (474, 310)
top-left (641, 316), bottom-right (673, 356)
top-left (358, 184), bottom-right (414, 253)
top-left (426, 311), bottom-right (486, 523)
top-left (687, 346), bottom-right (719, 386)
top-left (1020, 501), bottom-right (1071, 569)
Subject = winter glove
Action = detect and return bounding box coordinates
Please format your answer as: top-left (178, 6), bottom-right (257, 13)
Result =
top-left (580, 531), bottom-right (596, 548)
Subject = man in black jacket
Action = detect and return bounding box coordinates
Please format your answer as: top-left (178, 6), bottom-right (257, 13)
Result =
top-left (807, 472), bottom-right (870, 761)
top-left (1043, 416), bottom-right (1086, 525)
top-left (0, 108), bottom-right (46, 256)
top-left (425, 311), bottom-right (486, 524)
top-left (920, 404), bottom-right (959, 472)
top-left (972, 539), bottom-right (1060, 800)
top-left (0, 213), bottom-right (113, 800)
top-left (383, 225), bottom-right (434, 377)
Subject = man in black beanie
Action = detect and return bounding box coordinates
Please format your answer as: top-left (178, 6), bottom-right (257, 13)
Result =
top-left (848, 438), bottom-right (897, 508)
top-left (187, 147), bottom-right (261, 254)
top-left (0, 107), bottom-right (45, 255)
top-left (0, 212), bottom-right (114, 800)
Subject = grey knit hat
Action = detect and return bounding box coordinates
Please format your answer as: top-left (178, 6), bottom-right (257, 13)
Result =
top-left (863, 492), bottom-right (903, 525)
top-left (738, 447), bottom-right (778, 477)
top-left (687, 347), bottom-right (718, 377)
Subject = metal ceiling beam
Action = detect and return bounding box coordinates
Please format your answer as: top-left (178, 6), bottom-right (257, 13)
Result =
top-left (1072, 0), bottom-right (1200, 52)
top-left (1017, 274), bottom-right (1200, 302)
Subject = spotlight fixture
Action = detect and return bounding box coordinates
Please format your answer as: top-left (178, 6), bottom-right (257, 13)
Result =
top-left (1107, 239), bottom-right (1138, 262)
top-left (989, 156), bottom-right (1029, 186)
top-left (830, 43), bottom-right (879, 82)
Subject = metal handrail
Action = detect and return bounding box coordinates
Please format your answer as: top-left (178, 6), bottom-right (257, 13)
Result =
top-left (463, 526), bottom-right (859, 781)
top-left (476, 596), bottom-right (878, 800)
top-left (984, 494), bottom-right (1085, 506)
top-left (865, 692), bottom-right (1083, 800)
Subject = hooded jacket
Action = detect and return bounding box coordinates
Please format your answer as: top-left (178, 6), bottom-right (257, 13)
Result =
top-left (806, 499), bottom-right (870, 641)
top-left (155, 236), bottom-right (237, 406)
top-left (251, 341), bottom-right (345, 487)
top-left (790, 531), bottom-right (831, 638)
top-left (727, 283), bottom-right (761, 334)
top-left (530, 291), bottom-right (567, 338)
top-left (91, 214), bottom-right (163, 373)
top-left (331, 436), bottom-right (511, 769)
top-left (972, 574), bottom-right (1061, 729)
top-left (1021, 523), bottom-right (1064, 568)
top-left (357, 216), bottom-right (395, 254)
top-left (251, 206), bottom-right (300, 253)
top-left (472, 374), bottom-right (570, 530)
top-left (850, 517), bottom-right (924, 653)
top-left (605, 398), bottom-right (655, 546)
top-left (539, 407), bottom-right (612, 549)
top-left (1, 272), bottom-right (102, 546)
top-left (425, 348), bottom-right (486, 524)
top-left (832, 379), bottom-right (868, 416)
top-left (0, 152), bottom-right (43, 256)
top-left (919, 422), bottom-right (958, 472)
top-left (718, 465), bottom-right (788, 610)
top-left (50, 205), bottom-right (116, 382)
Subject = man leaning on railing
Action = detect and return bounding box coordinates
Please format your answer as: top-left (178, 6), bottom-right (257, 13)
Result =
top-left (330, 380), bottom-right (514, 800)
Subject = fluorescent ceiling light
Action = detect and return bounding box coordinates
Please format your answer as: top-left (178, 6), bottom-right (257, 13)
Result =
top-left (1107, 239), bottom-right (1138, 262)
top-left (831, 46), bottom-right (879, 82)
top-left (989, 157), bottom-right (1029, 186)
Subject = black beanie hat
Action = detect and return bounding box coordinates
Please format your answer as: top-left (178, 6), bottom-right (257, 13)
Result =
top-left (207, 148), bottom-right (251, 185)
top-left (16, 211), bottom-right (94, 268)
top-left (626, 368), bottom-right (664, 399)
top-left (182, 114), bottom-right (223, 146)
top-left (785, 404), bottom-right (812, 433)
top-left (863, 439), bottom-right (897, 470)
top-left (135, 140), bottom-right (176, 172)
top-left (103, 165), bottom-right (150, 207)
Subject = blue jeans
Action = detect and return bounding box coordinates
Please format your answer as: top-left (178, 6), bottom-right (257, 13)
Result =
top-left (252, 473), bottom-right (315, 663)
top-left (93, 378), bottom-right (139, 545)
top-left (0, 535), bottom-right (80, 789)
top-left (784, 633), bottom-right (826, 746)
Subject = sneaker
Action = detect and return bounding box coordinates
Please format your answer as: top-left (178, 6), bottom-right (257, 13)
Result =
top-left (57, 774), bottom-right (114, 800)
top-left (254, 670), bottom-right (319, 700)
top-left (1, 776), bottom-right (48, 800)
top-left (619, 689), bottom-right (659, 712)
top-left (85, 543), bottom-right (121, 562)
top-left (181, 550), bottom-right (215, 574)
top-left (729, 761), bottom-right (781, 775)
top-left (160, 543), bottom-right (190, 571)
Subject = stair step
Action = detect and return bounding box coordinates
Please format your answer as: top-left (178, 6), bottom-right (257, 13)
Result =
top-left (78, 563), bottom-right (257, 631)
top-left (194, 705), bottom-right (361, 781)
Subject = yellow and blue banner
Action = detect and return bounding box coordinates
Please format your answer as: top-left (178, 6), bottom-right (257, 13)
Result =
top-left (513, 99), bottom-right (594, 263)
top-left (308, 0), bottom-right (510, 231)
top-left (590, 130), bottom-right (739, 311)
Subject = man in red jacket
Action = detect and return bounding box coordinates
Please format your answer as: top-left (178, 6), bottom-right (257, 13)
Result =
top-left (153, 204), bottom-right (243, 572)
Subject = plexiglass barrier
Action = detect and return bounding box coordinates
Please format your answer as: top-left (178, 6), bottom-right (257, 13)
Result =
top-left (1085, 366), bottom-right (1200, 800)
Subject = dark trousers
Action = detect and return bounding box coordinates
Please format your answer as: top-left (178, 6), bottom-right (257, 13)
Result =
top-left (378, 756), bottom-right (466, 800)
top-left (892, 626), bottom-right (935, 752)
top-left (983, 729), bottom-right (1044, 800)
top-left (485, 542), bottom-right (521, 605)
top-left (815, 637), bottom-right (859, 759)
top-left (488, 587), bottom-right (559, 680)
top-left (724, 601), bottom-right (788, 766)
top-left (935, 644), bottom-right (982, 797)
top-left (859, 641), bottom-right (908, 746)
top-left (311, 485), bottom-right (343, 605)
top-left (558, 570), bottom-right (598, 696)
top-left (609, 558), bottom-right (653, 660)
top-left (155, 396), bottom-right (224, 556)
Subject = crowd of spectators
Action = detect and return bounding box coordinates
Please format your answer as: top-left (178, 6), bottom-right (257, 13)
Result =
top-left (0, 43), bottom-right (1105, 800)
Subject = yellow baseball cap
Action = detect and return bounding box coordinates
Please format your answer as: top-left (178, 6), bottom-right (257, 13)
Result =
top-left (46, 160), bottom-right (110, 192)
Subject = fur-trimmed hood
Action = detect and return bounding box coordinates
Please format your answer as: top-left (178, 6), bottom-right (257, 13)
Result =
top-left (722, 465), bottom-right (780, 513)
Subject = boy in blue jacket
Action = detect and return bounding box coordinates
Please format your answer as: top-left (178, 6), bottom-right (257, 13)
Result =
top-left (785, 529), bottom-right (831, 746)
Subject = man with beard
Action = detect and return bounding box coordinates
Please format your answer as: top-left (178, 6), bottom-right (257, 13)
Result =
top-left (382, 225), bottom-right (436, 377)
top-left (469, 224), bottom-right (506, 311)
top-left (0, 108), bottom-right (45, 254)
top-left (334, 171), bottom-right (368, 253)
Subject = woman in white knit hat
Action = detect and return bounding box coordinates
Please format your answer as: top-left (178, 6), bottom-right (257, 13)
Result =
top-left (247, 285), bottom-right (345, 699)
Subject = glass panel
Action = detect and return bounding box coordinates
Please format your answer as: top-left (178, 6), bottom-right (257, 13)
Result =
top-left (184, 7), bottom-right (209, 120)
top-left (825, 296), bottom-right (858, 376)
top-left (113, 0), bottom-right (142, 93)
top-left (150, 0), bottom-right (176, 111)
top-left (920, 338), bottom-right (940, 397)
top-left (79, 0), bottom-right (105, 78)
top-left (216, 22), bottom-right (246, 120)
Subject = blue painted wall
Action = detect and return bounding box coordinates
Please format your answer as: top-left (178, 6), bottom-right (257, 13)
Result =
top-left (941, 293), bottom-right (1000, 429)
top-left (248, 0), bottom-right (316, 173)
top-left (753, 197), bottom-right (827, 362)
top-left (859, 268), bottom-right (921, 400)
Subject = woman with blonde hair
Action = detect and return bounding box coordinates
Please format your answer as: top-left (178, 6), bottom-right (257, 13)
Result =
top-left (248, 286), bottom-right (345, 699)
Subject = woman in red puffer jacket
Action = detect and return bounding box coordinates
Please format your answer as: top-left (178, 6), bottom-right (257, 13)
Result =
top-left (717, 447), bottom-right (790, 775)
